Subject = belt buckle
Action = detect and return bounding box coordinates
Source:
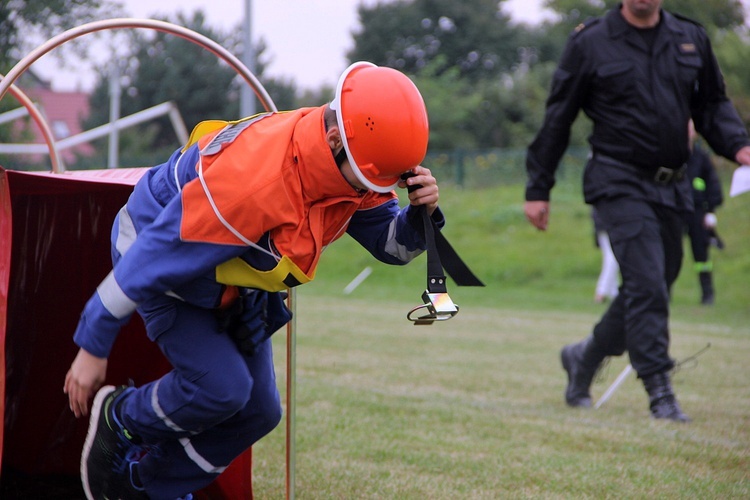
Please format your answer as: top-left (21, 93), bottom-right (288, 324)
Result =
top-left (654, 166), bottom-right (673, 184)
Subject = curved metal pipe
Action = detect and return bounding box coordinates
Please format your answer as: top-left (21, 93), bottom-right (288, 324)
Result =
top-left (0, 19), bottom-right (278, 173)
top-left (0, 75), bottom-right (66, 172)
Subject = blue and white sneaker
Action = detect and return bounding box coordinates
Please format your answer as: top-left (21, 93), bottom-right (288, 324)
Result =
top-left (81, 385), bottom-right (148, 500)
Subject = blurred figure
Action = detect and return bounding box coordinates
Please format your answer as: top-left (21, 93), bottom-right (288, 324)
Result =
top-left (592, 207), bottom-right (620, 304)
top-left (684, 122), bottom-right (724, 305)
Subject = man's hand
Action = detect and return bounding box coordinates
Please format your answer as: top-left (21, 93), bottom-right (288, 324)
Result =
top-left (64, 348), bottom-right (108, 417)
top-left (735, 146), bottom-right (750, 166)
top-left (524, 200), bottom-right (550, 231)
top-left (399, 166), bottom-right (439, 215)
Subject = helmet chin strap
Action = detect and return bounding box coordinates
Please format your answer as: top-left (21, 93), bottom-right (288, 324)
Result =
top-left (334, 147), bottom-right (348, 167)
top-left (334, 147), bottom-right (367, 194)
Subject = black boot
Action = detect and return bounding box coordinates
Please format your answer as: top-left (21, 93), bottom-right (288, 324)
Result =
top-left (642, 372), bottom-right (691, 422)
top-left (561, 336), bottom-right (606, 408)
top-left (699, 271), bottom-right (714, 305)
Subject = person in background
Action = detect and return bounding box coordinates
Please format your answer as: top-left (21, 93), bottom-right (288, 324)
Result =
top-left (64, 62), bottom-right (441, 500)
top-left (684, 121), bottom-right (724, 305)
top-left (592, 206), bottom-right (620, 304)
top-left (523, 0), bottom-right (750, 422)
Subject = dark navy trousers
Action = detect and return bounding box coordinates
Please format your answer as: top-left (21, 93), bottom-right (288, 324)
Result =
top-left (119, 296), bottom-right (282, 499)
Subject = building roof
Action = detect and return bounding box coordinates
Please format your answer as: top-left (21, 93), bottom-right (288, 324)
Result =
top-left (11, 85), bottom-right (95, 165)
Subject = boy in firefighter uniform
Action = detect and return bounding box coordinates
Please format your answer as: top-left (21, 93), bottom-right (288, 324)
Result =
top-left (64, 62), bottom-right (442, 500)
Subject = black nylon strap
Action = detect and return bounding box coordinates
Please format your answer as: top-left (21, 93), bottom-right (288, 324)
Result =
top-left (403, 173), bottom-right (484, 291)
top-left (420, 205), bottom-right (448, 293)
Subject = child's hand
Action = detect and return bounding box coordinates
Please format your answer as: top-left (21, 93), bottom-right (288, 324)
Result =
top-left (64, 348), bottom-right (108, 417)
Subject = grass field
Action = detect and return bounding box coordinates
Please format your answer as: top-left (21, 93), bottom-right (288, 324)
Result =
top-left (251, 179), bottom-right (749, 498)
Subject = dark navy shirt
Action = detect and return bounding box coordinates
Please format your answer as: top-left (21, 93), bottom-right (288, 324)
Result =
top-left (526, 6), bottom-right (750, 202)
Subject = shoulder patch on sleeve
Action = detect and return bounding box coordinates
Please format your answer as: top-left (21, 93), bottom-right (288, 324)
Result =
top-left (572, 17), bottom-right (601, 36)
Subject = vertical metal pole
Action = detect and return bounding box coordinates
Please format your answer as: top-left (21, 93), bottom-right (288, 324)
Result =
top-left (107, 62), bottom-right (121, 168)
top-left (285, 288), bottom-right (296, 500)
top-left (240, 0), bottom-right (256, 118)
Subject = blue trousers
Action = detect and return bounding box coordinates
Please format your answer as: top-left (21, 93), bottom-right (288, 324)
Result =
top-left (118, 296), bottom-right (282, 499)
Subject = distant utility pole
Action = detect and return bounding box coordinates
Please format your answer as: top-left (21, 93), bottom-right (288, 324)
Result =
top-left (108, 61), bottom-right (121, 169)
top-left (240, 0), bottom-right (256, 118)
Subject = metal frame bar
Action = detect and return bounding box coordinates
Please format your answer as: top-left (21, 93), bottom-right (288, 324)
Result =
top-left (0, 101), bottom-right (189, 155)
top-left (0, 75), bottom-right (65, 172)
top-left (0, 105), bottom-right (37, 124)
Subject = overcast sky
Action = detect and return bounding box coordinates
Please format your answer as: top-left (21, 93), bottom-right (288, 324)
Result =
top-left (30, 0), bottom-right (750, 92)
top-left (31, 0), bottom-right (556, 92)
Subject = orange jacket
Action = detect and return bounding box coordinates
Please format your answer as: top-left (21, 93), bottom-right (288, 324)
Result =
top-left (180, 106), bottom-right (396, 277)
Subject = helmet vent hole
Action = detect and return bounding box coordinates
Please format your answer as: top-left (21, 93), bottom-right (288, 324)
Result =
top-left (365, 117), bottom-right (375, 131)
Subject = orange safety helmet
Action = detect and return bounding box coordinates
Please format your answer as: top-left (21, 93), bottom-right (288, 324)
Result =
top-left (330, 62), bottom-right (429, 193)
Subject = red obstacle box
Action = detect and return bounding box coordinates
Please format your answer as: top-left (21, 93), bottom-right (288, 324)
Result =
top-left (0, 166), bottom-right (253, 498)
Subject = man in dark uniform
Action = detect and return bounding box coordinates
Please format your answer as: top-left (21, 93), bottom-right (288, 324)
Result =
top-left (524, 0), bottom-right (750, 422)
top-left (685, 121), bottom-right (724, 305)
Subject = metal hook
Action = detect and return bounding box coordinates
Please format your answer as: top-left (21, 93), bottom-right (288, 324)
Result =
top-left (406, 291), bottom-right (459, 325)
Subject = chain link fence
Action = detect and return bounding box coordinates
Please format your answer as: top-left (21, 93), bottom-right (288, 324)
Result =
top-left (423, 146), bottom-right (591, 189)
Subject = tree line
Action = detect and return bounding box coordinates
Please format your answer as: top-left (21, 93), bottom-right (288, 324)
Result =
top-left (1, 0), bottom-right (748, 170)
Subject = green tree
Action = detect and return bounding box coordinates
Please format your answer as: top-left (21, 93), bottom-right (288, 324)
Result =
top-left (296, 85), bottom-right (336, 108)
top-left (543, 0), bottom-right (745, 30)
top-left (0, 0), bottom-right (124, 74)
top-left (349, 0), bottom-right (524, 81)
top-left (713, 28), bottom-right (750, 128)
top-left (411, 58), bottom-right (483, 150)
top-left (85, 12), bottom-right (240, 146)
top-left (82, 10), bottom-right (295, 168)
top-left (655, 0), bottom-right (745, 28)
top-left (0, 0), bottom-right (122, 168)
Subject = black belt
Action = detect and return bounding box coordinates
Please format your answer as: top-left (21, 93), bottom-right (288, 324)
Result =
top-left (593, 154), bottom-right (686, 185)
top-left (401, 172), bottom-right (484, 325)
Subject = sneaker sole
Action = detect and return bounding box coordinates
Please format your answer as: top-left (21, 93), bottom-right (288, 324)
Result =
top-left (80, 385), bottom-right (116, 500)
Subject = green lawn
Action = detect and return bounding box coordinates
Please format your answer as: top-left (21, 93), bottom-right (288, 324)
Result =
top-left (250, 181), bottom-right (749, 498)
